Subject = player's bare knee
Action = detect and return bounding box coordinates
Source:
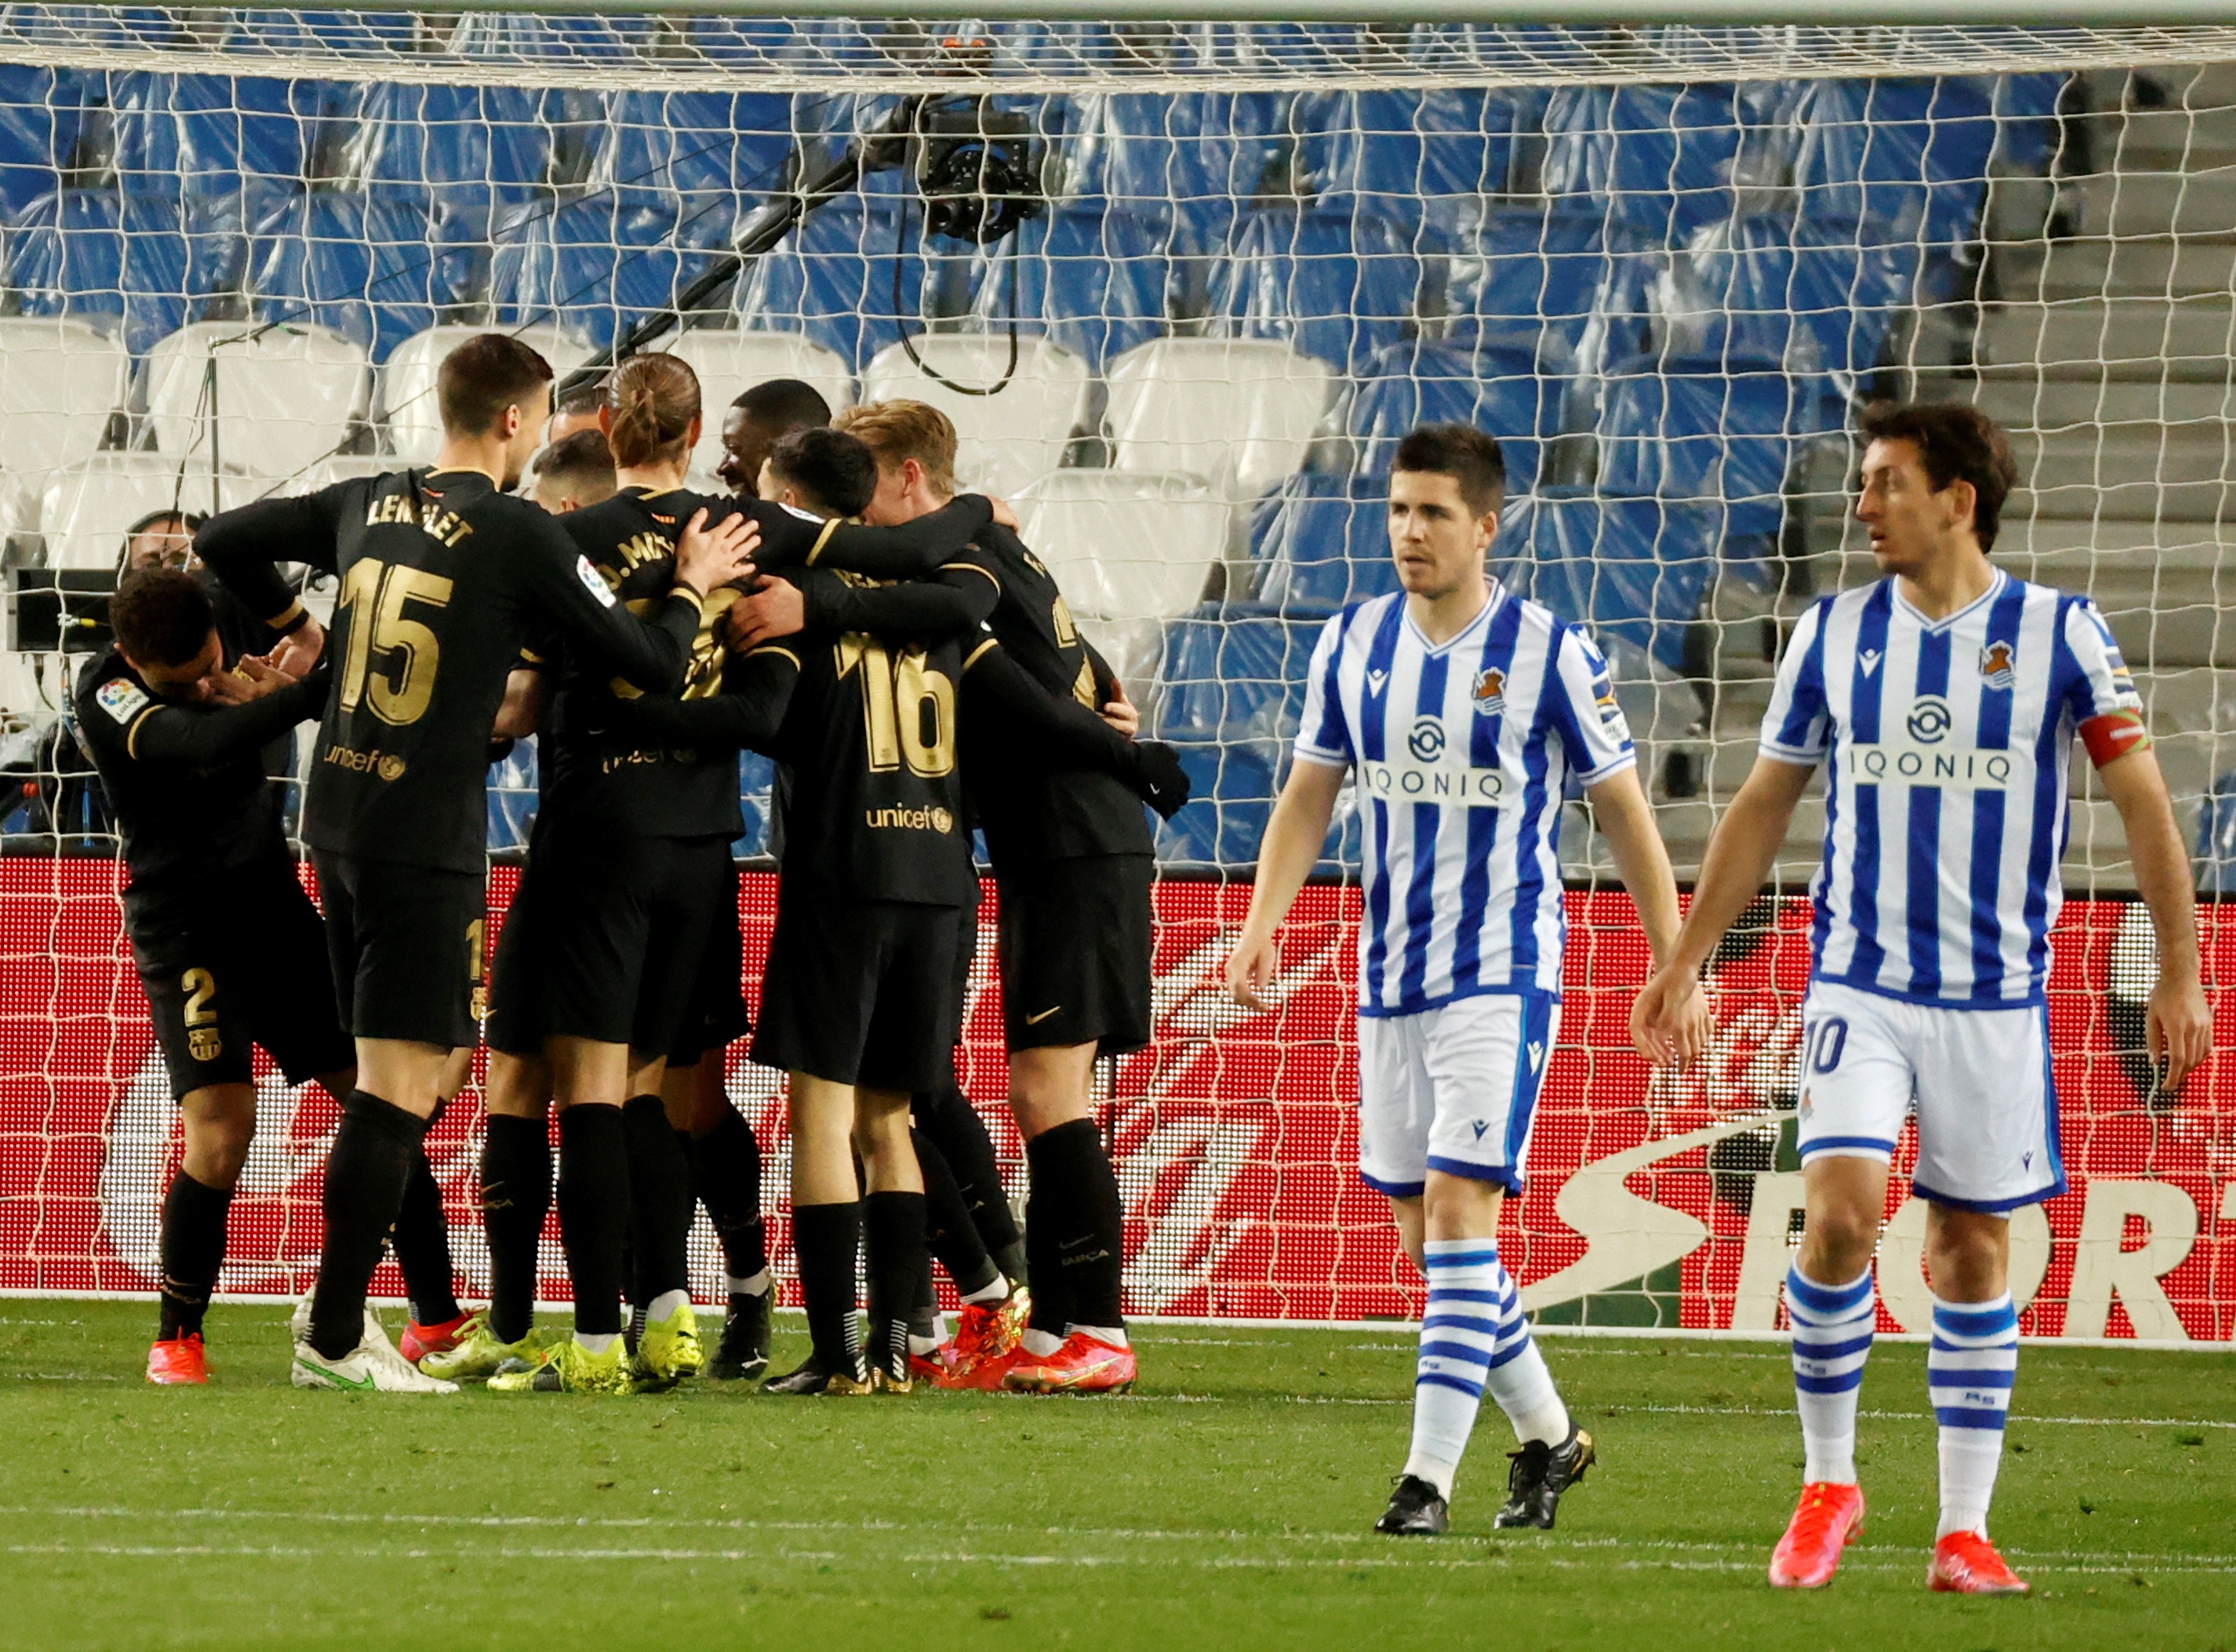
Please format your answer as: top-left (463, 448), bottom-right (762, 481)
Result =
top-left (1923, 1204), bottom-right (2012, 1301)
top-left (179, 1084), bottom-right (256, 1187)
top-left (1421, 1170), bottom-right (1503, 1241)
top-left (1798, 1203), bottom-right (1879, 1280)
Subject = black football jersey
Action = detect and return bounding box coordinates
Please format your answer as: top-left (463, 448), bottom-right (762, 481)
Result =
top-left (73, 647), bottom-right (327, 891)
top-left (966, 524), bottom-right (1156, 866)
top-left (195, 468), bottom-right (699, 875)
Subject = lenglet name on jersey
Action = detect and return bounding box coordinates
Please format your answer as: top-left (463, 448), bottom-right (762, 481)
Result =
top-left (364, 491), bottom-right (474, 547)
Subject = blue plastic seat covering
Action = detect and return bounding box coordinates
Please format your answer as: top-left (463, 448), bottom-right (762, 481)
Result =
top-left (1444, 205), bottom-right (1650, 370)
top-left (487, 737), bottom-right (537, 853)
top-left (1347, 333), bottom-right (1552, 496)
top-left (214, 8), bottom-right (420, 55)
top-left (1541, 82), bottom-right (1749, 244)
top-left (1293, 88), bottom-right (1534, 227)
top-left (6, 186), bottom-right (238, 354)
top-left (1791, 77), bottom-right (1996, 258)
top-left (593, 89), bottom-right (793, 215)
top-left (1209, 200), bottom-right (1423, 375)
top-left (1248, 473), bottom-right (1401, 614)
top-left (1992, 72), bottom-right (2069, 176)
top-left (492, 195), bottom-right (733, 351)
top-left (1061, 89), bottom-right (1289, 252)
top-left (248, 190), bottom-right (468, 364)
top-left (1666, 211), bottom-right (1922, 406)
top-left (1151, 600), bottom-right (1355, 867)
top-left (1496, 487), bottom-right (1718, 673)
top-left (739, 751), bottom-right (776, 859)
top-left (736, 194), bottom-right (945, 373)
top-left (0, 65), bottom-right (96, 218)
top-left (967, 199), bottom-right (1172, 370)
top-left (1592, 349), bottom-right (1804, 539)
top-left (2194, 770), bottom-right (2236, 896)
top-left (345, 82), bottom-right (550, 237)
top-left (109, 71), bottom-right (347, 228)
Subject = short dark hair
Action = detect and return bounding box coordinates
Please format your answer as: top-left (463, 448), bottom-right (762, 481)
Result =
top-left (732, 377), bottom-right (833, 433)
top-left (1856, 400), bottom-right (2017, 551)
top-left (533, 429), bottom-right (617, 497)
top-left (554, 377), bottom-right (606, 419)
top-left (437, 333), bottom-right (554, 438)
top-left (1391, 423), bottom-right (1508, 517)
top-left (111, 568), bottom-right (215, 669)
top-left (766, 426), bottom-right (879, 519)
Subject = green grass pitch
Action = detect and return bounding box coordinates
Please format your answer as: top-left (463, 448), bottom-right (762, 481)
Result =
top-left (4, 1302), bottom-right (2229, 1651)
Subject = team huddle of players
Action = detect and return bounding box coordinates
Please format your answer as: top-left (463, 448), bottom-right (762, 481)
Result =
top-left (76, 331), bottom-right (2214, 1588)
top-left (82, 333), bottom-right (1190, 1406)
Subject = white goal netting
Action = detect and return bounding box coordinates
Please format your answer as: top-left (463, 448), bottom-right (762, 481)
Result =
top-left (0, 13), bottom-right (2230, 1341)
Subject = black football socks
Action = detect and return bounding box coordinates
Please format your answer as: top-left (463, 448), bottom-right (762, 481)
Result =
top-left (157, 1169), bottom-right (233, 1341)
top-left (863, 1190), bottom-right (929, 1383)
top-left (914, 1078), bottom-right (1023, 1281)
top-left (556, 1103), bottom-right (631, 1338)
top-left (622, 1095), bottom-right (693, 1311)
top-left (791, 1200), bottom-right (864, 1377)
top-left (916, 1128), bottom-right (1002, 1300)
top-left (687, 1106), bottom-right (769, 1291)
top-left (479, 1113), bottom-right (551, 1345)
top-left (391, 1146), bottom-right (462, 1327)
top-left (307, 1092), bottom-right (427, 1361)
top-left (1025, 1119), bottom-right (1127, 1336)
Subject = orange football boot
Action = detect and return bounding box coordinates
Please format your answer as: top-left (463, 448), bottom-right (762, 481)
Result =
top-left (146, 1332), bottom-right (210, 1385)
top-left (399, 1309), bottom-right (476, 1365)
top-left (1767, 1483), bottom-right (1865, 1587)
top-left (1929, 1530), bottom-right (2029, 1595)
top-left (1003, 1331), bottom-right (1136, 1394)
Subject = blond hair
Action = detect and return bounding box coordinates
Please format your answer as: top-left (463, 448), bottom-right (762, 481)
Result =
top-left (834, 399), bottom-right (958, 498)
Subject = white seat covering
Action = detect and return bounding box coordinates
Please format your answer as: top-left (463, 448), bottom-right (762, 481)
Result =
top-left (1106, 338), bottom-right (1332, 502)
top-left (141, 321), bottom-right (371, 484)
top-left (656, 329), bottom-right (853, 477)
top-left (0, 317), bottom-right (129, 482)
top-left (860, 335), bottom-right (1091, 500)
top-left (381, 324), bottom-right (580, 463)
top-left (39, 453), bottom-right (258, 570)
top-left (1015, 469), bottom-right (1226, 684)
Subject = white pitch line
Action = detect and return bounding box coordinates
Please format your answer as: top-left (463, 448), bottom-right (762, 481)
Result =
top-left (1598, 1403), bottom-right (2236, 1430)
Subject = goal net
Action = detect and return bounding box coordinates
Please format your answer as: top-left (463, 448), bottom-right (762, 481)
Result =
top-left (0, 12), bottom-right (2229, 1343)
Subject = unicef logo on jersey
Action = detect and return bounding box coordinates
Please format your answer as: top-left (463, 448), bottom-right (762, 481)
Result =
top-left (1905, 696), bottom-right (1953, 745)
top-left (1408, 717), bottom-right (1447, 762)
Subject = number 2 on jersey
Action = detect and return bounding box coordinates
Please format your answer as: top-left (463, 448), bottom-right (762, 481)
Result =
top-left (836, 634), bottom-right (956, 778)
top-left (337, 559), bottom-right (454, 726)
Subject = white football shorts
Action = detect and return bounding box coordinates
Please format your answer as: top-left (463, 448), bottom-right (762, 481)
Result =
top-left (1795, 978), bottom-right (2064, 1212)
top-left (1356, 989), bottom-right (1559, 1197)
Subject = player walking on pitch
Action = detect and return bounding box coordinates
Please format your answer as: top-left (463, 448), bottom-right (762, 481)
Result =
top-left (1227, 424), bottom-right (1697, 1535)
top-left (1632, 401), bottom-right (2211, 1594)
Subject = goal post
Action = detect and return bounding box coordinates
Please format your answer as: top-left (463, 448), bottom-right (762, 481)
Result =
top-left (0, 11), bottom-right (2228, 1344)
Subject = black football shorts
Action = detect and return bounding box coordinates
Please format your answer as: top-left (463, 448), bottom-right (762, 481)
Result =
top-left (127, 860), bottom-right (356, 1101)
top-left (313, 850), bottom-right (487, 1051)
top-left (753, 878), bottom-right (964, 1093)
top-left (996, 853), bottom-right (1154, 1056)
top-left (483, 848), bottom-right (549, 1059)
top-left (537, 828), bottom-right (734, 1058)
top-left (669, 891), bottom-right (751, 1068)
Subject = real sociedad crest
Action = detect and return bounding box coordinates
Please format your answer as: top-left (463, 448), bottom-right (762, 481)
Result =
top-left (1471, 666), bottom-right (1506, 717)
top-left (1979, 639), bottom-right (2017, 690)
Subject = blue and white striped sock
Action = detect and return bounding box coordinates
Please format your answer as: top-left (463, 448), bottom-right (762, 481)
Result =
top-left (1930, 1292), bottom-right (2019, 1540)
top-left (1403, 1241), bottom-right (1567, 1497)
top-left (1786, 1263), bottom-right (1876, 1485)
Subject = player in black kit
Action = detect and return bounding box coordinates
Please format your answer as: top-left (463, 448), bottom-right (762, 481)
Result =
top-left (193, 332), bottom-right (757, 1392)
top-left (77, 570), bottom-right (462, 1385)
top-left (838, 401), bottom-right (1165, 1394)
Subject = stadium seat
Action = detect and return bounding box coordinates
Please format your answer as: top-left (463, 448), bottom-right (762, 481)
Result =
top-left (2195, 770), bottom-right (2236, 896)
top-left (0, 316), bottom-right (129, 481)
top-left (657, 329), bottom-right (853, 475)
top-left (966, 200), bottom-right (1175, 371)
top-left (380, 322), bottom-right (581, 463)
top-left (247, 190), bottom-right (474, 365)
top-left (1347, 334), bottom-right (1553, 495)
top-left (37, 453), bottom-right (258, 571)
top-left (1791, 77), bottom-right (1997, 255)
top-left (1660, 212), bottom-right (1921, 404)
top-left (1246, 473), bottom-right (1400, 614)
top-left (1444, 206), bottom-right (1648, 370)
top-left (0, 64), bottom-right (96, 216)
top-left (344, 82), bottom-right (551, 234)
top-left (859, 335), bottom-right (1091, 499)
top-left (739, 750), bottom-right (776, 857)
top-left (1106, 337), bottom-right (1334, 502)
top-left (1292, 88), bottom-right (1528, 224)
top-left (4, 187), bottom-right (239, 356)
top-left (1540, 82), bottom-right (1749, 242)
top-left (1496, 487), bottom-right (1718, 675)
top-left (487, 736), bottom-right (538, 854)
top-left (592, 89), bottom-right (795, 212)
top-left (140, 320), bottom-right (370, 484)
top-left (1591, 351), bottom-right (1806, 538)
top-left (1013, 469), bottom-right (1228, 685)
top-left (108, 69), bottom-right (318, 217)
top-left (490, 195), bottom-right (735, 352)
top-left (1061, 88), bottom-right (1288, 250)
top-left (734, 195), bottom-right (946, 374)
top-left (1209, 201), bottom-right (1424, 374)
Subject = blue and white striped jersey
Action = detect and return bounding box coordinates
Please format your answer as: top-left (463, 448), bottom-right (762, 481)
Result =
top-left (1761, 569), bottom-right (2149, 1008)
top-left (1295, 582), bottom-right (1636, 1012)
